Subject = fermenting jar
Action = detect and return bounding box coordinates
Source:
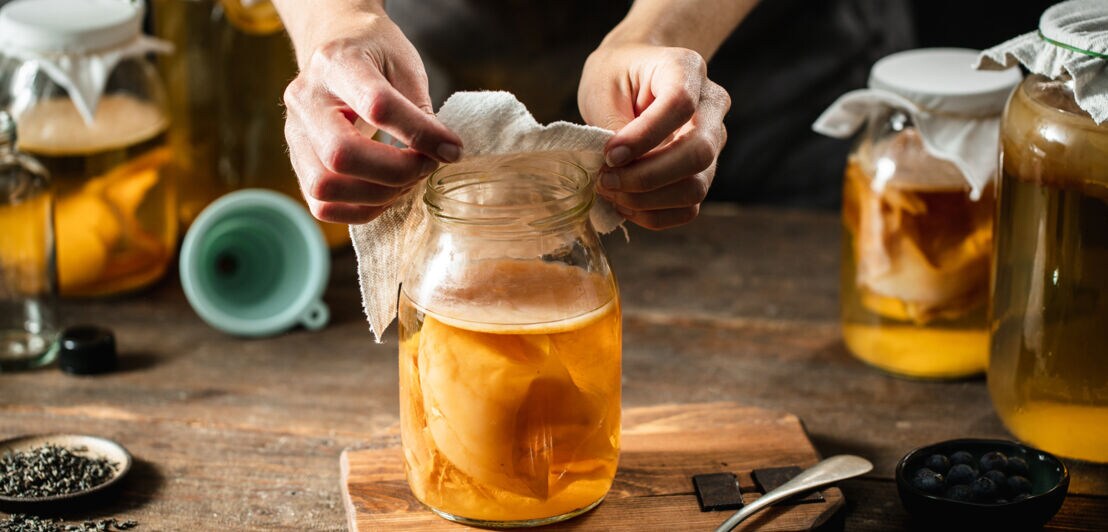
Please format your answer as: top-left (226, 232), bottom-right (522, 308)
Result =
top-left (152, 0), bottom-right (350, 247)
top-left (0, 0), bottom-right (175, 297)
top-left (979, 0), bottom-right (1108, 463)
top-left (397, 156), bottom-right (621, 526)
top-left (0, 112), bottom-right (58, 370)
top-left (814, 49), bottom-right (1021, 379)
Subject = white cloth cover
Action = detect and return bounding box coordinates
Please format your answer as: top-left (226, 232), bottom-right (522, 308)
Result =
top-left (350, 91), bottom-right (621, 341)
top-left (976, 0), bottom-right (1108, 124)
top-left (813, 89), bottom-right (1002, 200)
top-left (1, 36), bottom-right (172, 125)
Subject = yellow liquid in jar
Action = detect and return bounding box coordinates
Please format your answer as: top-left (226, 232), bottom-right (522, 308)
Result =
top-left (840, 158), bottom-right (992, 378)
top-left (17, 95), bottom-right (175, 297)
top-left (398, 260), bottom-right (621, 524)
top-left (989, 175), bottom-right (1108, 463)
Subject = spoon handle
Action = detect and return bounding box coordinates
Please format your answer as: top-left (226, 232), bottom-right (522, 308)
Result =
top-left (714, 455), bottom-right (873, 532)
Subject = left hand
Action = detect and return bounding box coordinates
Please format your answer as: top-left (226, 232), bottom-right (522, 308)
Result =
top-left (579, 42), bottom-right (730, 230)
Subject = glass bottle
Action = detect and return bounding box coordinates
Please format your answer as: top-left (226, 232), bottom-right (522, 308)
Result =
top-left (153, 0), bottom-right (350, 248)
top-left (0, 111), bottom-right (58, 370)
top-left (989, 74), bottom-right (1108, 463)
top-left (398, 156), bottom-right (621, 526)
top-left (0, 0), bottom-right (176, 297)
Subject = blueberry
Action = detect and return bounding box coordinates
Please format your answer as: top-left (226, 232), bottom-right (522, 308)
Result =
top-left (980, 451), bottom-right (1008, 472)
top-left (945, 484), bottom-right (973, 501)
top-left (950, 450), bottom-right (975, 467)
top-left (1007, 475), bottom-right (1033, 495)
top-left (970, 476), bottom-right (999, 502)
top-left (1007, 456), bottom-right (1030, 477)
top-left (946, 463), bottom-right (977, 485)
top-left (984, 470), bottom-right (1008, 491)
top-left (911, 468), bottom-right (945, 494)
top-left (923, 454), bottom-right (951, 474)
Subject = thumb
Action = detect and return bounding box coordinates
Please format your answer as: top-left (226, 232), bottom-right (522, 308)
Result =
top-left (385, 50), bottom-right (436, 116)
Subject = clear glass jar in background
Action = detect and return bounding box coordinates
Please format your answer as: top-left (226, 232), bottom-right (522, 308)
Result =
top-left (397, 156), bottom-right (621, 526)
top-left (841, 110), bottom-right (995, 379)
top-left (0, 0), bottom-right (176, 298)
top-left (989, 74), bottom-right (1108, 463)
top-left (0, 112), bottom-right (58, 370)
top-left (822, 49), bottom-right (1020, 379)
top-left (152, 0), bottom-right (351, 248)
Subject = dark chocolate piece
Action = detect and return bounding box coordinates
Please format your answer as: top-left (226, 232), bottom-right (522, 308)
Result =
top-left (692, 472), bottom-right (745, 512)
top-left (752, 466), bottom-right (825, 504)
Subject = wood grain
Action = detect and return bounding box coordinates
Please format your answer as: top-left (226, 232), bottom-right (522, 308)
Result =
top-left (0, 206), bottom-right (1103, 530)
top-left (342, 403), bottom-right (843, 531)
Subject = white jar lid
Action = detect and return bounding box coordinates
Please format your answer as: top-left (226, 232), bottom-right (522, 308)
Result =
top-left (0, 0), bottom-right (143, 53)
top-left (870, 48), bottom-right (1022, 116)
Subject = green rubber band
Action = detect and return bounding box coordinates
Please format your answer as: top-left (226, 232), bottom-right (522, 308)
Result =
top-left (1039, 30), bottom-right (1108, 59)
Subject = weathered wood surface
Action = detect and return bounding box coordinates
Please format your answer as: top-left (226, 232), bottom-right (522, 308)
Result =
top-left (0, 206), bottom-right (1105, 530)
top-left (342, 403), bottom-right (844, 531)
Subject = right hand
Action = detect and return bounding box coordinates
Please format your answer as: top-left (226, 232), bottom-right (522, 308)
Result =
top-left (282, 14), bottom-right (462, 224)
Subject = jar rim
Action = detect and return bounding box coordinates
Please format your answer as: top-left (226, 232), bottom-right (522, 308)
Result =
top-left (423, 154), bottom-right (594, 230)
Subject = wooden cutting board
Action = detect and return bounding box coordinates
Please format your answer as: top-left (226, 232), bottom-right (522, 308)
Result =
top-left (341, 402), bottom-right (845, 531)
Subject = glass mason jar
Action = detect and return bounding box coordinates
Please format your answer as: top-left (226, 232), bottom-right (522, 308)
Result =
top-left (989, 74), bottom-right (1108, 463)
top-left (0, 112), bottom-right (58, 370)
top-left (0, 0), bottom-right (175, 297)
top-left (397, 157), bottom-right (622, 526)
top-left (841, 109), bottom-right (994, 378)
top-left (153, 0), bottom-right (350, 248)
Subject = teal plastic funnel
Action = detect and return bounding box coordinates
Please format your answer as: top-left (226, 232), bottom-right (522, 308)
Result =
top-left (179, 189), bottom-right (330, 337)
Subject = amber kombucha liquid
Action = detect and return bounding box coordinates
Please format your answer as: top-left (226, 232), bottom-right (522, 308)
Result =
top-left (17, 96), bottom-right (175, 297)
top-left (397, 260), bottom-right (621, 524)
top-left (989, 174), bottom-right (1108, 463)
top-left (840, 159), bottom-right (992, 378)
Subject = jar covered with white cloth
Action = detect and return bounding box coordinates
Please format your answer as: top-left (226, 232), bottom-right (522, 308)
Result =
top-left (814, 48), bottom-right (1021, 379)
top-left (0, 0), bottom-right (175, 297)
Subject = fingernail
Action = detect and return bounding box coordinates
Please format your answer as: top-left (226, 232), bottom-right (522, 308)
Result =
top-left (606, 146), bottom-right (631, 167)
top-left (437, 143), bottom-right (461, 163)
top-left (600, 171), bottom-right (620, 190)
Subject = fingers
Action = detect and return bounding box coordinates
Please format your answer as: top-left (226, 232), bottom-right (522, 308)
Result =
top-left (604, 49), bottom-right (706, 167)
top-left (285, 111), bottom-right (417, 224)
top-left (316, 45), bottom-right (462, 162)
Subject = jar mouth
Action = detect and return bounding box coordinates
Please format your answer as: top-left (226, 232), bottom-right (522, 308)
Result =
top-left (424, 153), bottom-right (593, 229)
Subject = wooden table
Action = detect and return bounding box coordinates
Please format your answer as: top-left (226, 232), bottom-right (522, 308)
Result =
top-left (2, 205), bottom-right (1106, 530)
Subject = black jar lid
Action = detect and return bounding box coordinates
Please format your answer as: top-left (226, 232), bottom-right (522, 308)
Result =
top-left (58, 325), bottom-right (117, 375)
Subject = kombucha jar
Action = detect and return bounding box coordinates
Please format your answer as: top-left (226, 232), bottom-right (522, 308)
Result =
top-left (0, 0), bottom-right (175, 297)
top-left (152, 0), bottom-right (350, 247)
top-left (397, 156), bottom-right (621, 526)
top-left (979, 0), bottom-right (1108, 463)
top-left (815, 49), bottom-right (1020, 379)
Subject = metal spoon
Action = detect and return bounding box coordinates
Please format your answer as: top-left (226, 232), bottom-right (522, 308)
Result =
top-left (714, 455), bottom-right (873, 532)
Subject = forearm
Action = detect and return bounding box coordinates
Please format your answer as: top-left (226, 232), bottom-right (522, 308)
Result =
top-left (603, 0), bottom-right (758, 60)
top-left (272, 0), bottom-right (387, 65)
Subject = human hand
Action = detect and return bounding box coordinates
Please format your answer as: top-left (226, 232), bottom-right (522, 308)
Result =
top-left (578, 43), bottom-right (730, 230)
top-left (282, 13), bottom-right (462, 224)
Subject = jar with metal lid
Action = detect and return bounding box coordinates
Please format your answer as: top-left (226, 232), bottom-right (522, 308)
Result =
top-left (0, 0), bottom-right (175, 297)
top-left (152, 0), bottom-right (350, 248)
top-left (397, 155), bottom-right (621, 526)
top-left (0, 111), bottom-right (58, 370)
top-left (978, 0), bottom-right (1108, 463)
top-left (815, 49), bottom-right (1021, 379)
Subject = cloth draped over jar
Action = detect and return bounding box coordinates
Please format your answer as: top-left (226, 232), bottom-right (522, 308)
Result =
top-left (349, 91), bottom-right (623, 342)
top-left (976, 0), bottom-right (1108, 125)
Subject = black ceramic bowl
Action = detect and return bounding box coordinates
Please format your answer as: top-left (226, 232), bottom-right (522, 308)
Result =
top-left (896, 438), bottom-right (1068, 529)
